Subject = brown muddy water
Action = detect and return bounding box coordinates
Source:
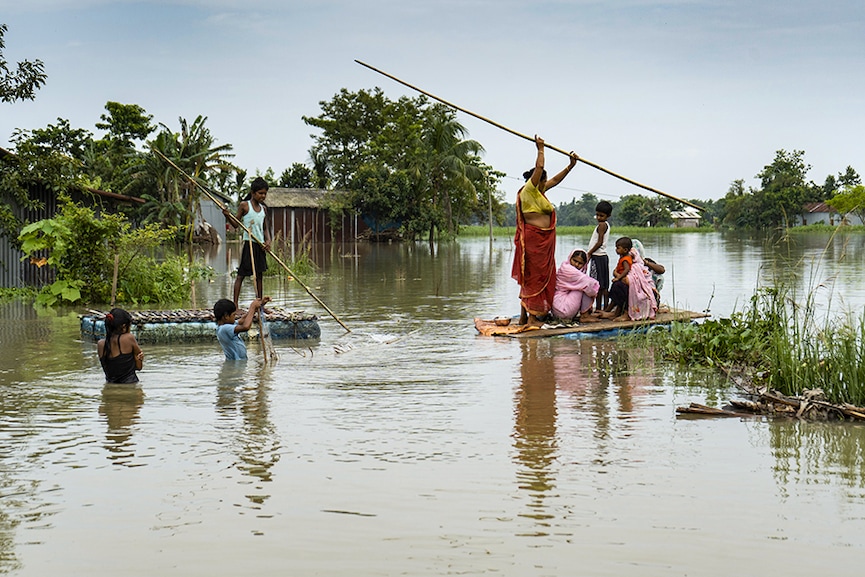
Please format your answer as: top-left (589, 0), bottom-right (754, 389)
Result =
top-left (1, 232), bottom-right (864, 576)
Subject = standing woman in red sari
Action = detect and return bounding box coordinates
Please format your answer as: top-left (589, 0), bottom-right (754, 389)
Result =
top-left (512, 135), bottom-right (579, 326)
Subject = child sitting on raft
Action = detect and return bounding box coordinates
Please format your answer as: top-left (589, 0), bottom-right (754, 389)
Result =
top-left (214, 297), bottom-right (271, 360)
top-left (599, 237), bottom-right (657, 321)
top-left (552, 249), bottom-right (600, 323)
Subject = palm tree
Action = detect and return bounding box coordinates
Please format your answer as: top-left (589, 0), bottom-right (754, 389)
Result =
top-left (414, 106), bottom-right (484, 240)
top-left (132, 116), bottom-right (236, 240)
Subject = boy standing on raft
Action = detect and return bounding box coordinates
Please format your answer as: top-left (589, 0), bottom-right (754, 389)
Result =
top-left (586, 201), bottom-right (612, 311)
top-left (224, 177), bottom-right (271, 308)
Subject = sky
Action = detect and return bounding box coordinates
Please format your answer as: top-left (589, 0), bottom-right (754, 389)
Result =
top-left (2, 0), bottom-right (864, 204)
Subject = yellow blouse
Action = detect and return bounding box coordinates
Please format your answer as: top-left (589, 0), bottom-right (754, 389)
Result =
top-left (520, 180), bottom-right (554, 215)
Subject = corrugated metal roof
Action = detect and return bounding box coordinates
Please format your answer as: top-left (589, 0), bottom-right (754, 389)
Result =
top-left (802, 202), bottom-right (837, 214)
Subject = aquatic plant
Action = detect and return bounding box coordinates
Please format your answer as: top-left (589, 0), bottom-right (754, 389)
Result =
top-left (648, 278), bottom-right (865, 406)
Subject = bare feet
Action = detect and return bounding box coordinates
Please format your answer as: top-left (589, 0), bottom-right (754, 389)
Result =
top-left (613, 313), bottom-right (630, 322)
top-left (579, 314), bottom-right (600, 323)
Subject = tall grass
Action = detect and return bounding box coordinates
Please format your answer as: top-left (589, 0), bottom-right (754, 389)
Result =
top-left (265, 231), bottom-right (317, 281)
top-left (649, 266), bottom-right (865, 406)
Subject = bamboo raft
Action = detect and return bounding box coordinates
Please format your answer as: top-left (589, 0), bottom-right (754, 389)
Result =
top-left (80, 308), bottom-right (320, 343)
top-left (474, 308), bottom-right (709, 339)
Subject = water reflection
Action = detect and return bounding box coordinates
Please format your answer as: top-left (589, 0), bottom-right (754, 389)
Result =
top-left (770, 421), bottom-right (865, 498)
top-left (216, 362), bottom-right (280, 508)
top-left (99, 383), bottom-right (144, 466)
top-left (513, 339), bottom-right (558, 531)
top-left (554, 339), bottom-right (655, 429)
top-left (512, 338), bottom-right (664, 532)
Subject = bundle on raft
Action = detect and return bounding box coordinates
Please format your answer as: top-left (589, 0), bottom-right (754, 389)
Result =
top-left (80, 308), bottom-right (320, 343)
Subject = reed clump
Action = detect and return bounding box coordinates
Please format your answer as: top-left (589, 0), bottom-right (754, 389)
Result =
top-left (651, 285), bottom-right (865, 406)
top-left (265, 231), bottom-right (317, 280)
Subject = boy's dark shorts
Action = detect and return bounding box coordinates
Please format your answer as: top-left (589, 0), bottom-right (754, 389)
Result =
top-left (238, 242), bottom-right (268, 277)
top-left (590, 254), bottom-right (610, 292)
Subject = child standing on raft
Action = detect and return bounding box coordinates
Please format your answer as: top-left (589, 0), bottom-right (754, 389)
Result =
top-left (98, 308), bottom-right (144, 383)
top-left (586, 201), bottom-right (612, 311)
top-left (224, 177), bottom-right (271, 308)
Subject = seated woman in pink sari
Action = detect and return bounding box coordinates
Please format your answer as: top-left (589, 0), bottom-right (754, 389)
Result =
top-left (626, 246), bottom-right (658, 321)
top-left (552, 249), bottom-right (600, 322)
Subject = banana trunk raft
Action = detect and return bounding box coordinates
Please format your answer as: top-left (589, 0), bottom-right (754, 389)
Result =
top-left (80, 308), bottom-right (320, 343)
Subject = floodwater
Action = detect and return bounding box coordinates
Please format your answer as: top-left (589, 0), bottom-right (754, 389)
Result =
top-left (1, 231), bottom-right (864, 576)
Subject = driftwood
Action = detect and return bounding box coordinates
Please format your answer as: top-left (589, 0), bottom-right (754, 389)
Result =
top-left (676, 367), bottom-right (865, 421)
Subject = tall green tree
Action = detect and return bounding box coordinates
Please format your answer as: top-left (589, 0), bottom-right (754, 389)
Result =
top-left (0, 24), bottom-right (47, 102)
top-left (0, 119), bottom-right (92, 243)
top-left (279, 163), bottom-right (314, 188)
top-left (827, 184), bottom-right (865, 225)
top-left (409, 105), bottom-right (485, 239)
top-left (720, 150), bottom-right (823, 229)
top-left (303, 87), bottom-right (395, 189)
top-left (86, 102), bottom-right (156, 196)
top-left (753, 149), bottom-right (818, 228)
top-left (304, 88), bottom-right (494, 241)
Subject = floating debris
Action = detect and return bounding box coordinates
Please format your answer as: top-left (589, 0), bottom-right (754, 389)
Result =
top-left (677, 367), bottom-right (865, 421)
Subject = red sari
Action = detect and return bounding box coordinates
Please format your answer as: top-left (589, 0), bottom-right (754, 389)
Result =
top-left (511, 188), bottom-right (557, 317)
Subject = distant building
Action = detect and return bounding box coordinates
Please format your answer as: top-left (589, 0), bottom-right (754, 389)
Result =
top-left (265, 188), bottom-right (367, 249)
top-left (669, 207), bottom-right (702, 228)
top-left (800, 202), bottom-right (864, 226)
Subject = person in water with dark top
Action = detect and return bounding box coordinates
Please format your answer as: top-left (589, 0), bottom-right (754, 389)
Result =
top-left (97, 308), bottom-right (144, 383)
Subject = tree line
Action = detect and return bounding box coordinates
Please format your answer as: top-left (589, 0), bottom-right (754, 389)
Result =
top-left (497, 149), bottom-right (862, 229)
top-left (2, 21), bottom-right (863, 253)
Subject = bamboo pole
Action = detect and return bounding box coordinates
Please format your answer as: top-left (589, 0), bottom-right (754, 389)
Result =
top-left (355, 59), bottom-right (704, 212)
top-left (248, 236), bottom-right (268, 363)
top-left (152, 148), bottom-right (351, 333)
top-left (110, 252), bottom-right (119, 308)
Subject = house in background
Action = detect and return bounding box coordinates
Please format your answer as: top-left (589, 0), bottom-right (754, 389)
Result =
top-left (800, 202), bottom-right (864, 226)
top-left (265, 188), bottom-right (366, 255)
top-left (670, 207), bottom-right (702, 228)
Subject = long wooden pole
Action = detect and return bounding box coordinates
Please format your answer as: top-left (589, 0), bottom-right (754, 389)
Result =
top-left (355, 59), bottom-right (704, 212)
top-left (248, 235), bottom-right (268, 362)
top-left (152, 148), bottom-right (351, 333)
